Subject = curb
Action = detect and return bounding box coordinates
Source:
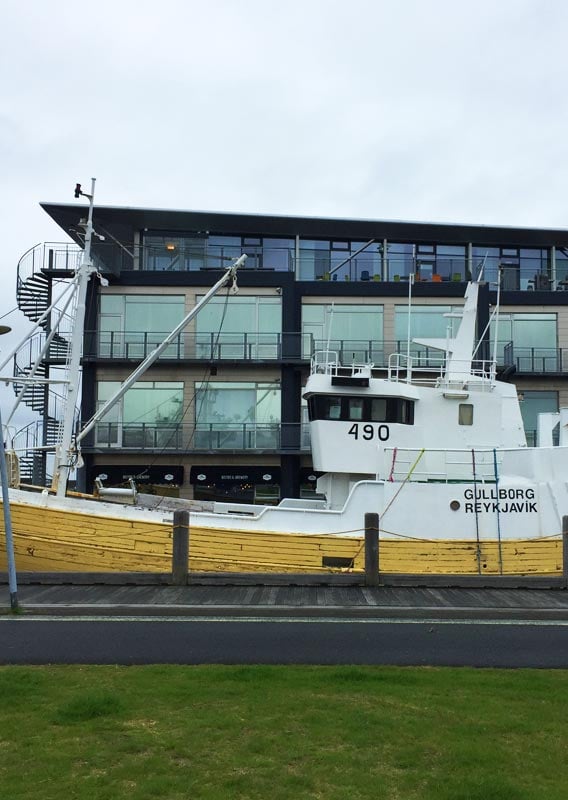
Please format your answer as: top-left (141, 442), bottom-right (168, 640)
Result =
top-left (4, 603), bottom-right (568, 621)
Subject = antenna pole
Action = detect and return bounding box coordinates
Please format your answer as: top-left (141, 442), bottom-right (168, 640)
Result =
top-left (492, 265), bottom-right (502, 373)
top-left (55, 178), bottom-right (97, 497)
top-left (406, 272), bottom-right (414, 372)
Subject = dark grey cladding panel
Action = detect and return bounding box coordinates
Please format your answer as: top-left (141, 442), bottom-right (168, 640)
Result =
top-left (40, 202), bottom-right (568, 247)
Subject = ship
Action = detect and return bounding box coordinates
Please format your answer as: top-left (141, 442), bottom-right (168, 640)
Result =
top-left (0, 184), bottom-right (566, 579)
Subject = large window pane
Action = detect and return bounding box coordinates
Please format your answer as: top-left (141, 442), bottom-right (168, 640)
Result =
top-left (195, 382), bottom-right (280, 449)
top-left (99, 295), bottom-right (184, 358)
top-left (196, 296), bottom-right (281, 358)
top-left (491, 313), bottom-right (557, 370)
top-left (394, 306), bottom-right (457, 340)
top-left (520, 390), bottom-right (558, 446)
top-left (302, 303), bottom-right (383, 360)
top-left (95, 381), bottom-right (183, 447)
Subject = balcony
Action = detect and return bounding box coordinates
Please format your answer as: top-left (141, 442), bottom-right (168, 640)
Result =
top-left (88, 422), bottom-right (311, 452)
top-left (84, 331), bottom-right (568, 376)
top-left (85, 331), bottom-right (309, 361)
top-left (502, 343), bottom-right (568, 374)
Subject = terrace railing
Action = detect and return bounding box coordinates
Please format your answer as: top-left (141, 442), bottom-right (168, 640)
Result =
top-left (88, 422), bottom-right (310, 452)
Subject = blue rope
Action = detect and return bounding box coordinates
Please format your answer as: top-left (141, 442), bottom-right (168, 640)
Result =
top-left (471, 449), bottom-right (482, 574)
top-left (493, 448), bottom-right (504, 574)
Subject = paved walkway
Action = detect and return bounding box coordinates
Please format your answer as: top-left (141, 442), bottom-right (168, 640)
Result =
top-left (5, 583), bottom-right (568, 620)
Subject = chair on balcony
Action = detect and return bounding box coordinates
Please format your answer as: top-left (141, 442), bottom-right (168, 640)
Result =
top-left (534, 274), bottom-right (551, 290)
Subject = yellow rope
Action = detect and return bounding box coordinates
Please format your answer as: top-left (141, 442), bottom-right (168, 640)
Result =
top-left (381, 448), bottom-right (426, 519)
top-left (343, 449), bottom-right (427, 568)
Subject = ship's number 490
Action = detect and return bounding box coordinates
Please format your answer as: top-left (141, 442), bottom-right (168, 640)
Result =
top-left (347, 423), bottom-right (390, 441)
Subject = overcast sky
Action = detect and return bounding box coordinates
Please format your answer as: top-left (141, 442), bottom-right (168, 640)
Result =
top-left (1, 0), bottom-right (568, 425)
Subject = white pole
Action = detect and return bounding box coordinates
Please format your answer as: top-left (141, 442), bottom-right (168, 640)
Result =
top-left (0, 401), bottom-right (18, 609)
top-left (55, 179), bottom-right (97, 497)
top-left (492, 265), bottom-right (502, 370)
top-left (406, 272), bottom-right (414, 371)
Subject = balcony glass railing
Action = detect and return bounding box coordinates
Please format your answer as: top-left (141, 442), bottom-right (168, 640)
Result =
top-left (86, 333), bottom-right (568, 374)
top-left (86, 332), bottom-right (309, 360)
top-left (90, 422), bottom-right (310, 451)
top-left (502, 344), bottom-right (568, 373)
top-left (71, 239), bottom-right (568, 290)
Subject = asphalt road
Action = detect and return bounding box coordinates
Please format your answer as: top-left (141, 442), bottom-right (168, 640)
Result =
top-left (2, 616), bottom-right (568, 667)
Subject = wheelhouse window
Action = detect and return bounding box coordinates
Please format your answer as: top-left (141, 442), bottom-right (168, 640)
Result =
top-left (308, 395), bottom-right (414, 425)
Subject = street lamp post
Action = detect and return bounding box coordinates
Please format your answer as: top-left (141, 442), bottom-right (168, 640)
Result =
top-left (0, 324), bottom-right (18, 610)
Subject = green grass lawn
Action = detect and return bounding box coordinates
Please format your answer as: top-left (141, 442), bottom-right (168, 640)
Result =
top-left (0, 665), bottom-right (567, 799)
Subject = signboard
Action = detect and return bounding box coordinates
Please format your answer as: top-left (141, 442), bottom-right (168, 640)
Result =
top-left (93, 465), bottom-right (184, 485)
top-left (189, 466), bottom-right (281, 485)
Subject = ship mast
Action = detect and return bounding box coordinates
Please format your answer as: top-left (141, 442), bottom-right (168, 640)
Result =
top-left (53, 179), bottom-right (247, 497)
top-left (54, 179), bottom-right (97, 497)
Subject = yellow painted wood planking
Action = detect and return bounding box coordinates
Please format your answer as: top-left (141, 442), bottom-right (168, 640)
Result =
top-left (0, 501), bottom-right (562, 575)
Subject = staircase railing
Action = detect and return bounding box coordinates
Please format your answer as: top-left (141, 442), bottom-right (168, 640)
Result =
top-left (17, 242), bottom-right (81, 288)
top-left (12, 241), bottom-right (83, 486)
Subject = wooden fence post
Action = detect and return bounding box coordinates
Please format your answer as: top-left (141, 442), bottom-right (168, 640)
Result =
top-left (364, 512), bottom-right (380, 587)
top-left (563, 516), bottom-right (568, 590)
top-left (172, 509), bottom-right (190, 585)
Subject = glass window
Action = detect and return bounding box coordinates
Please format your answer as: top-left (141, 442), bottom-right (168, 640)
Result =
top-left (491, 313), bottom-right (557, 370)
top-left (472, 246), bottom-right (500, 285)
top-left (347, 398), bottom-right (364, 420)
top-left (556, 247), bottom-right (568, 284)
top-left (95, 381), bottom-right (184, 447)
top-left (194, 382), bottom-right (281, 449)
top-left (370, 398), bottom-right (387, 421)
top-left (394, 305), bottom-right (459, 364)
top-left (143, 235), bottom-right (206, 271)
top-left (436, 245), bottom-right (466, 280)
top-left (459, 404), bottom-right (474, 425)
top-left (308, 395), bottom-right (414, 425)
top-left (298, 239), bottom-right (331, 280)
top-left (386, 242), bottom-right (414, 280)
top-left (395, 305), bottom-right (458, 341)
top-left (262, 238), bottom-right (294, 271)
top-left (99, 295), bottom-right (185, 358)
top-left (302, 304), bottom-right (383, 360)
top-left (195, 382), bottom-right (280, 424)
top-left (322, 396), bottom-right (342, 420)
top-left (519, 391), bottom-right (558, 446)
top-left (196, 296), bottom-right (281, 358)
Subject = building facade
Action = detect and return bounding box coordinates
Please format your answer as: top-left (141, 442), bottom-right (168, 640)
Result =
top-left (19, 204), bottom-right (568, 502)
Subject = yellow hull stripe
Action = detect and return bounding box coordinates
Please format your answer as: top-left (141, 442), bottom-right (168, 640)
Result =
top-left (0, 501), bottom-right (562, 575)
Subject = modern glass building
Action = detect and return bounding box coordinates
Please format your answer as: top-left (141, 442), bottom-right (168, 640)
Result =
top-left (16, 205), bottom-right (568, 502)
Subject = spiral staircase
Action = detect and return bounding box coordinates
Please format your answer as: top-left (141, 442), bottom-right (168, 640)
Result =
top-left (11, 243), bottom-right (81, 485)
